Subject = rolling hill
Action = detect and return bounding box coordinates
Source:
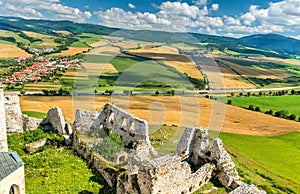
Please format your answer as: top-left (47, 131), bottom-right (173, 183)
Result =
top-left (0, 16), bottom-right (299, 58)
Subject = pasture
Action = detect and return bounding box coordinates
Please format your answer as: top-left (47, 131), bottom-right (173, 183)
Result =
top-left (130, 45), bottom-right (204, 81)
top-left (228, 95), bottom-right (300, 117)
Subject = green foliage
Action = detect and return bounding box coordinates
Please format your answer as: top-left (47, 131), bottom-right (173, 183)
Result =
top-left (24, 128), bottom-right (48, 144)
top-left (7, 131), bottom-right (113, 193)
top-left (95, 132), bottom-right (125, 161)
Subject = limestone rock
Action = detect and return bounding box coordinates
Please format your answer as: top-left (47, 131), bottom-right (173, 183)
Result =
top-left (211, 138), bottom-right (240, 189)
top-left (42, 107), bottom-right (71, 135)
top-left (73, 109), bottom-right (99, 132)
top-left (25, 139), bottom-right (47, 154)
top-left (22, 115), bottom-right (43, 131)
top-left (4, 94), bottom-right (23, 133)
top-left (229, 183), bottom-right (266, 194)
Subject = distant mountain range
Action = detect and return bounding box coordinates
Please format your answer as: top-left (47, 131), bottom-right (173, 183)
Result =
top-left (0, 16), bottom-right (299, 58)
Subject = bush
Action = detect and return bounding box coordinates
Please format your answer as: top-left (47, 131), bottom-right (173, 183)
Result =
top-left (289, 114), bottom-right (297, 121)
top-left (255, 106), bottom-right (261, 112)
top-left (227, 99), bottom-right (232, 105)
top-left (95, 132), bottom-right (124, 161)
top-left (248, 105), bottom-right (254, 111)
top-left (24, 128), bottom-right (48, 144)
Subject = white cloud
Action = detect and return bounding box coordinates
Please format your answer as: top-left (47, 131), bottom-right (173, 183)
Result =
top-left (0, 0), bottom-right (92, 22)
top-left (193, 0), bottom-right (207, 7)
top-left (211, 4), bottom-right (219, 11)
top-left (128, 3), bottom-right (136, 9)
top-left (95, 1), bottom-right (218, 32)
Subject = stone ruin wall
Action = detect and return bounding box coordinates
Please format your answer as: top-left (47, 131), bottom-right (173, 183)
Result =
top-left (72, 104), bottom-right (266, 194)
top-left (4, 93), bottom-right (43, 133)
top-left (0, 89), bottom-right (8, 152)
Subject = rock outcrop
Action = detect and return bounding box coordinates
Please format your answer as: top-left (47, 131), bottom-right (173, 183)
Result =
top-left (41, 107), bottom-right (71, 135)
top-left (72, 103), bottom-right (265, 194)
top-left (4, 94), bottom-right (23, 133)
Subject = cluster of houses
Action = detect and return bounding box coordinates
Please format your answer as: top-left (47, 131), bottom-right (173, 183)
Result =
top-left (29, 48), bottom-right (55, 55)
top-left (0, 56), bottom-right (82, 86)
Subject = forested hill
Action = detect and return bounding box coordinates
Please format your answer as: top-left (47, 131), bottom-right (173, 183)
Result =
top-left (0, 16), bottom-right (299, 58)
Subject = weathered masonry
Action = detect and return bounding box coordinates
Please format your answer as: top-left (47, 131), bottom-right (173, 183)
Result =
top-left (73, 103), bottom-right (265, 194)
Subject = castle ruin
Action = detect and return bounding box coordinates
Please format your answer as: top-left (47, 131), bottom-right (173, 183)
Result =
top-left (72, 103), bottom-right (265, 194)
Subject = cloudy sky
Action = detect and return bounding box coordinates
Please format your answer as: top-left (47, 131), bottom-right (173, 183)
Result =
top-left (0, 0), bottom-right (299, 38)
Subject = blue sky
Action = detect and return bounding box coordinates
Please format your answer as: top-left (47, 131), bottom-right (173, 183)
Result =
top-left (0, 0), bottom-right (299, 39)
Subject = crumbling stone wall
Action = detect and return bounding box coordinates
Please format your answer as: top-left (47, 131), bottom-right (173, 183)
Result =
top-left (4, 94), bottom-right (23, 133)
top-left (0, 89), bottom-right (8, 152)
top-left (4, 93), bottom-right (43, 133)
top-left (72, 104), bottom-right (265, 194)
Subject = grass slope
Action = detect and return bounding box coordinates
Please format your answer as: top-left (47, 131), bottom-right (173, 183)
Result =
top-left (228, 95), bottom-right (300, 117)
top-left (7, 130), bottom-right (113, 194)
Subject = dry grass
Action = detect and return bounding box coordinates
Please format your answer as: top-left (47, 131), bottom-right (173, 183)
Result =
top-left (20, 96), bottom-right (300, 136)
top-left (82, 63), bottom-right (118, 74)
top-left (130, 46), bottom-right (204, 80)
top-left (90, 40), bottom-right (109, 47)
top-left (87, 46), bottom-right (120, 56)
top-left (50, 47), bottom-right (89, 56)
top-left (113, 41), bottom-right (139, 49)
top-left (0, 43), bottom-right (32, 58)
top-left (24, 83), bottom-right (61, 89)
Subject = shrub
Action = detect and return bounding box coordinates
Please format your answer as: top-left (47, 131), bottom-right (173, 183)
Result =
top-left (255, 106), bottom-right (261, 112)
top-left (227, 99), bottom-right (232, 105)
top-left (248, 105), bottom-right (254, 111)
top-left (289, 114), bottom-right (297, 121)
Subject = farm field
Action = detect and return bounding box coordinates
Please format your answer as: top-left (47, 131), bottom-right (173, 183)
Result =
top-left (20, 96), bottom-right (300, 136)
top-left (71, 33), bottom-right (102, 48)
top-left (50, 47), bottom-right (89, 56)
top-left (0, 30), bottom-right (30, 44)
top-left (217, 56), bottom-right (300, 87)
top-left (0, 41), bottom-right (32, 58)
top-left (220, 132), bottom-right (300, 193)
top-left (129, 45), bottom-right (204, 81)
top-left (24, 83), bottom-right (62, 91)
top-left (23, 31), bottom-right (60, 48)
top-left (228, 95), bottom-right (300, 117)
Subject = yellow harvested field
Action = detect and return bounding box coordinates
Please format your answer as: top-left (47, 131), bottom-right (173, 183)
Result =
top-left (218, 63), bottom-right (255, 88)
top-left (25, 83), bottom-right (61, 89)
top-left (23, 31), bottom-right (53, 39)
top-left (82, 63), bottom-right (118, 75)
top-left (87, 46), bottom-right (120, 56)
top-left (90, 40), bottom-right (110, 47)
top-left (20, 96), bottom-right (300, 136)
top-left (51, 47), bottom-right (89, 56)
top-left (61, 71), bottom-right (89, 80)
top-left (130, 46), bottom-right (204, 80)
top-left (0, 43), bottom-right (32, 58)
top-left (113, 41), bottom-right (139, 49)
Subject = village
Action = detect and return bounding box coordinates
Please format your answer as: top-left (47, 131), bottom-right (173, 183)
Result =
top-left (0, 56), bottom-right (82, 87)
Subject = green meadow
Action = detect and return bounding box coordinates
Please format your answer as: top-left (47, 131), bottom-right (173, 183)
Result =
top-left (228, 95), bottom-right (300, 117)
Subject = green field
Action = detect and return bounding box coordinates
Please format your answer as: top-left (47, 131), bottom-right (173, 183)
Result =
top-left (228, 95), bottom-right (300, 117)
top-left (0, 30), bottom-right (30, 44)
top-left (220, 132), bottom-right (300, 193)
top-left (7, 130), bottom-right (113, 194)
top-left (71, 33), bottom-right (102, 48)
